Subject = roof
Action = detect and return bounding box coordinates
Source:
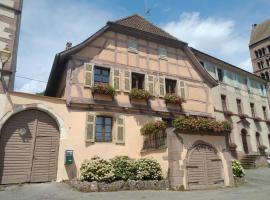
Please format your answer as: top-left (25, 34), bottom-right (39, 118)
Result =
top-left (249, 18), bottom-right (270, 46)
top-left (112, 14), bottom-right (179, 41)
top-left (44, 14), bottom-right (217, 96)
top-left (191, 48), bottom-right (267, 83)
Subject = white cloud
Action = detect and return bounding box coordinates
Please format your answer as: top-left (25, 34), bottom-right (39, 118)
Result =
top-left (16, 0), bottom-right (117, 93)
top-left (162, 12), bottom-right (252, 72)
top-left (18, 80), bottom-right (46, 94)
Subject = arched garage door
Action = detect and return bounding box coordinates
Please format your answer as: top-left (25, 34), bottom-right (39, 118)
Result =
top-left (187, 144), bottom-right (224, 190)
top-left (0, 110), bottom-right (60, 184)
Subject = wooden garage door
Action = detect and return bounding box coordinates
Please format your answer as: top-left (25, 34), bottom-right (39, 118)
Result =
top-left (0, 110), bottom-right (59, 184)
top-left (187, 144), bottom-right (224, 190)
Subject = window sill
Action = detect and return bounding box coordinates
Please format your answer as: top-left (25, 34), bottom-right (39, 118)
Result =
top-left (159, 56), bottom-right (168, 61)
top-left (128, 49), bottom-right (138, 54)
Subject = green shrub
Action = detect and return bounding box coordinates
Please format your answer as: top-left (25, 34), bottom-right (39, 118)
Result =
top-left (110, 156), bottom-right (136, 181)
top-left (80, 156), bottom-right (115, 183)
top-left (140, 120), bottom-right (167, 135)
top-left (91, 84), bottom-right (116, 97)
top-left (135, 158), bottom-right (163, 180)
top-left (172, 117), bottom-right (232, 133)
top-left (129, 88), bottom-right (151, 100)
top-left (232, 160), bottom-right (245, 177)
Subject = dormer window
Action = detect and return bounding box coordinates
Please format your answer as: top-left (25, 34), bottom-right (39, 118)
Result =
top-left (158, 48), bottom-right (167, 60)
top-left (94, 66), bottom-right (110, 85)
top-left (128, 39), bottom-right (138, 53)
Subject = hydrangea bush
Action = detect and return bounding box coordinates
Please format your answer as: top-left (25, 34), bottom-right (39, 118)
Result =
top-left (134, 158), bottom-right (163, 180)
top-left (232, 160), bottom-right (245, 177)
top-left (140, 120), bottom-right (167, 135)
top-left (80, 156), bottom-right (115, 183)
top-left (110, 156), bottom-right (136, 181)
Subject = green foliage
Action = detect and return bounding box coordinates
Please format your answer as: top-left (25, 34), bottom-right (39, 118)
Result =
top-left (229, 143), bottom-right (238, 149)
top-left (258, 145), bottom-right (267, 151)
top-left (110, 156), bottom-right (136, 181)
top-left (140, 120), bottom-right (167, 135)
top-left (80, 156), bottom-right (163, 182)
top-left (80, 156), bottom-right (115, 183)
top-left (129, 88), bottom-right (151, 100)
top-left (172, 117), bottom-right (232, 133)
top-left (135, 158), bottom-right (163, 180)
top-left (232, 160), bottom-right (245, 177)
top-left (164, 93), bottom-right (184, 105)
top-left (91, 84), bottom-right (116, 97)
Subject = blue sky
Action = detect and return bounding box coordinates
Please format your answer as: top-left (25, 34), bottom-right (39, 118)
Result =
top-left (15, 0), bottom-right (270, 93)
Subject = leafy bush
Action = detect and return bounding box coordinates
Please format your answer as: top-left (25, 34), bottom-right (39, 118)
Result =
top-left (135, 158), bottom-right (163, 180)
top-left (91, 84), bottom-right (116, 97)
top-left (140, 120), bottom-right (167, 135)
top-left (80, 157), bottom-right (115, 183)
top-left (229, 143), bottom-right (237, 149)
top-left (129, 88), bottom-right (151, 100)
top-left (258, 145), bottom-right (267, 151)
top-left (164, 93), bottom-right (184, 105)
top-left (110, 156), bottom-right (136, 181)
top-left (172, 117), bottom-right (232, 133)
top-left (232, 160), bottom-right (245, 177)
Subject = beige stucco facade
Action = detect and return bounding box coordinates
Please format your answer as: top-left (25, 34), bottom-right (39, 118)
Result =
top-left (194, 49), bottom-right (270, 158)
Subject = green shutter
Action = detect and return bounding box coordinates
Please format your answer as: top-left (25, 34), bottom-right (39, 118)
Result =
top-left (159, 76), bottom-right (165, 97)
top-left (113, 69), bottom-right (121, 91)
top-left (178, 80), bottom-right (186, 100)
top-left (147, 74), bottom-right (155, 95)
top-left (85, 112), bottom-right (95, 142)
top-left (85, 63), bottom-right (94, 87)
top-left (123, 70), bottom-right (131, 92)
top-left (115, 115), bottom-right (125, 144)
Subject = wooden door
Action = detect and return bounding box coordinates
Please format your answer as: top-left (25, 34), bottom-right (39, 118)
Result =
top-left (241, 131), bottom-right (249, 154)
top-left (187, 144), bottom-right (224, 190)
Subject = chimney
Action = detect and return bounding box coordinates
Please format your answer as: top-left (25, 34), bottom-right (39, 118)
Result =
top-left (66, 42), bottom-right (72, 50)
top-left (252, 24), bottom-right (257, 29)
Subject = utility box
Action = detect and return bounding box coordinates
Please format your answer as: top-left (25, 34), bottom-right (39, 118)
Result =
top-left (65, 150), bottom-right (73, 165)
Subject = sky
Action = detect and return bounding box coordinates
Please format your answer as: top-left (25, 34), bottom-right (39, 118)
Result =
top-left (15, 0), bottom-right (270, 93)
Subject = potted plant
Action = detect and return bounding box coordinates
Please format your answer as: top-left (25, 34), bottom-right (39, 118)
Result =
top-left (140, 120), bottom-right (167, 135)
top-left (164, 93), bottom-right (184, 109)
top-left (258, 145), bottom-right (267, 155)
top-left (229, 143), bottom-right (237, 151)
top-left (129, 88), bottom-right (151, 106)
top-left (239, 113), bottom-right (249, 119)
top-left (91, 84), bottom-right (116, 101)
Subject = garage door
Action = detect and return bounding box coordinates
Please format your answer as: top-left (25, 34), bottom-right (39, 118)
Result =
top-left (0, 110), bottom-right (60, 184)
top-left (187, 144), bottom-right (224, 190)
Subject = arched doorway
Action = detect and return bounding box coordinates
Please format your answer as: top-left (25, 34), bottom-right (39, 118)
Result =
top-left (0, 109), bottom-right (60, 184)
top-left (241, 129), bottom-right (249, 154)
top-left (187, 143), bottom-right (224, 190)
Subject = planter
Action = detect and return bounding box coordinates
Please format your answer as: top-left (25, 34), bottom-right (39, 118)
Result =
top-left (239, 114), bottom-right (248, 119)
top-left (166, 102), bottom-right (181, 110)
top-left (93, 93), bottom-right (113, 101)
top-left (234, 176), bottom-right (246, 186)
top-left (130, 98), bottom-right (148, 106)
top-left (224, 110), bottom-right (233, 116)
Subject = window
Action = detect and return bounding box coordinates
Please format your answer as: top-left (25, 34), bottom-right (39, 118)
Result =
top-left (258, 49), bottom-right (262, 57)
top-left (95, 116), bottom-right (112, 142)
top-left (261, 73), bottom-right (266, 79)
top-left (257, 62), bottom-right (261, 69)
top-left (165, 78), bottom-right (177, 94)
top-left (261, 61), bottom-right (264, 68)
top-left (266, 71), bottom-right (269, 80)
top-left (221, 95), bottom-right (227, 111)
top-left (250, 103), bottom-right (256, 118)
top-left (262, 48), bottom-right (266, 55)
top-left (255, 51), bottom-right (258, 58)
top-left (143, 130), bottom-right (166, 150)
top-left (268, 46), bottom-right (270, 53)
top-left (132, 72), bottom-right (145, 89)
top-left (267, 59), bottom-right (270, 67)
top-left (94, 66), bottom-right (110, 85)
top-left (236, 99), bottom-right (243, 115)
top-left (128, 39), bottom-right (138, 53)
top-left (256, 132), bottom-right (261, 147)
top-left (217, 68), bottom-right (223, 81)
top-left (199, 61), bottom-right (205, 67)
top-left (262, 106), bottom-right (268, 120)
top-left (158, 48), bottom-right (167, 59)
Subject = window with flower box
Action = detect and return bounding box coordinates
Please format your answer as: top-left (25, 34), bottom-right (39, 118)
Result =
top-left (132, 72), bottom-right (145, 89)
top-left (165, 78), bottom-right (177, 94)
top-left (94, 66), bottom-right (110, 85)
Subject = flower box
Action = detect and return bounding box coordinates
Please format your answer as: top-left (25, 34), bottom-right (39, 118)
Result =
top-left (140, 121), bottom-right (167, 135)
top-left (239, 114), bottom-right (248, 119)
top-left (91, 84), bottom-right (116, 100)
top-left (254, 116), bottom-right (262, 122)
top-left (93, 93), bottom-right (113, 101)
top-left (129, 89), bottom-right (151, 105)
top-left (164, 94), bottom-right (184, 105)
top-left (130, 98), bottom-right (148, 106)
top-left (224, 110), bottom-right (234, 116)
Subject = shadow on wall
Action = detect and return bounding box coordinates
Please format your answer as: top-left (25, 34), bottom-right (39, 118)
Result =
top-left (134, 115), bottom-right (152, 127)
top-left (65, 160), bottom-right (78, 180)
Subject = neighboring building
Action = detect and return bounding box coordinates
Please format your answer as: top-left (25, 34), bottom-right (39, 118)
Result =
top-left (0, 15), bottom-right (234, 189)
top-left (193, 48), bottom-right (270, 160)
top-left (0, 0), bottom-right (22, 92)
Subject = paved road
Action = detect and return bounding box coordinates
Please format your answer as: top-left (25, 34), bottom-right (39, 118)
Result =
top-left (0, 168), bottom-right (270, 200)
